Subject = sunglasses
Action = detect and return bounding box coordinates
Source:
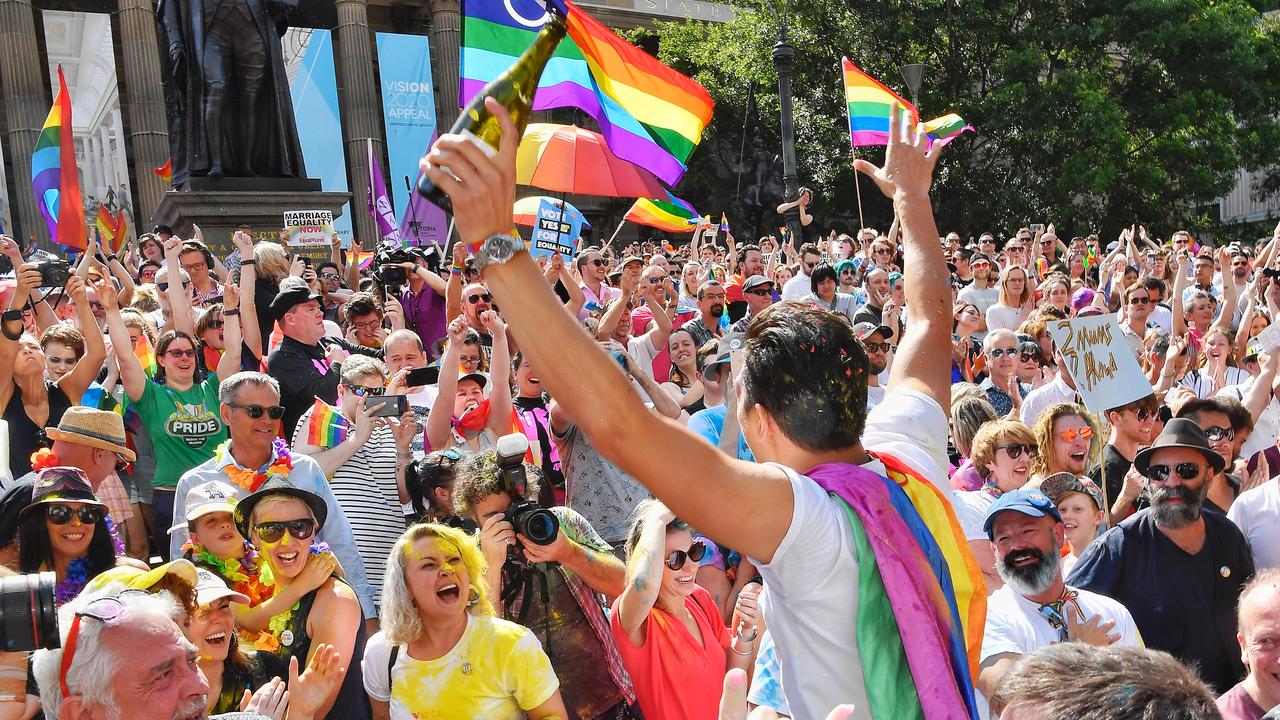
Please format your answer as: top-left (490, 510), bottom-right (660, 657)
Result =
top-left (1128, 296), bottom-right (1152, 305)
top-left (1006, 245), bottom-right (1024, 252)
top-left (1058, 425), bottom-right (1094, 442)
top-left (988, 347), bottom-right (1018, 358)
top-left (1147, 462), bottom-right (1206, 483)
top-left (343, 383), bottom-right (385, 397)
top-left (745, 287), bottom-right (774, 296)
top-left (157, 282), bottom-right (191, 292)
top-left (319, 272), bottom-right (341, 280)
top-left (254, 518), bottom-right (317, 544)
top-left (114, 451), bottom-right (131, 474)
top-left (997, 442), bottom-right (1038, 460)
top-left (206, 319), bottom-right (224, 330)
top-left (589, 258), bottom-right (608, 267)
top-left (873, 248), bottom-right (892, 255)
top-left (466, 293), bottom-right (493, 304)
top-left (1127, 406), bottom-right (1157, 422)
top-left (1204, 425), bottom-right (1235, 442)
top-left (647, 276), bottom-right (669, 285)
top-left (60, 590), bottom-right (152, 698)
top-left (862, 341), bottom-right (892, 353)
top-left (229, 402), bottom-right (286, 420)
top-left (46, 503), bottom-right (104, 526)
top-left (665, 540), bottom-right (708, 570)
top-left (163, 348), bottom-right (197, 359)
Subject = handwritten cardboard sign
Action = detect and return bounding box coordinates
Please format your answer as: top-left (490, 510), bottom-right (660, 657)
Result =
top-left (529, 199), bottom-right (581, 259)
top-left (1046, 313), bottom-right (1153, 413)
top-left (283, 209), bottom-right (337, 247)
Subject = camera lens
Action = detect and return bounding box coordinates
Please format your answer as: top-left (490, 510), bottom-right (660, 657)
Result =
top-left (0, 572), bottom-right (60, 652)
top-left (514, 506), bottom-right (560, 546)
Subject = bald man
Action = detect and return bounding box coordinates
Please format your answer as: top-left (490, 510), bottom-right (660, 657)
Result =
top-left (1218, 568), bottom-right (1280, 719)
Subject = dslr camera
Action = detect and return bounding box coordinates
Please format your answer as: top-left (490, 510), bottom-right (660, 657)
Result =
top-left (495, 433), bottom-right (559, 547)
top-left (370, 244), bottom-right (415, 290)
top-left (31, 251), bottom-right (70, 288)
top-left (0, 572), bottom-right (60, 653)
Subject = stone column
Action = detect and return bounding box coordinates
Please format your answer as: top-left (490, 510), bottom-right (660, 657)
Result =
top-left (334, 0), bottom-right (383, 244)
top-left (85, 135), bottom-right (102, 198)
top-left (429, 0), bottom-right (461, 135)
top-left (110, 108), bottom-right (131, 204)
top-left (115, 0), bottom-right (170, 224)
top-left (0, 0), bottom-right (49, 245)
top-left (99, 125), bottom-right (116, 189)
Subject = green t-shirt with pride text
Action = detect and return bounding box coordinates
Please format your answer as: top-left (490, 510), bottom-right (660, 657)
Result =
top-left (134, 375), bottom-right (227, 489)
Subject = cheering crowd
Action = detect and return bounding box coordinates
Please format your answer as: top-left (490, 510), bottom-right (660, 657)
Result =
top-left (1, 104), bottom-right (1280, 720)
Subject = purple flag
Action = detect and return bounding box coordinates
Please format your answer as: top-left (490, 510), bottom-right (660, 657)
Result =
top-left (397, 132), bottom-right (450, 246)
top-left (367, 138), bottom-right (400, 243)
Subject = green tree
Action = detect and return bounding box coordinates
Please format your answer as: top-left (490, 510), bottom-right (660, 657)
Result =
top-left (640, 0), bottom-right (1280, 243)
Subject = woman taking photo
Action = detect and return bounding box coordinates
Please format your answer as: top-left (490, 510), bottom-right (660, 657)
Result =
top-left (104, 238), bottom-right (242, 548)
top-left (952, 421), bottom-right (1038, 592)
top-left (1040, 473), bottom-right (1105, 575)
top-left (611, 500), bottom-right (760, 719)
top-left (985, 265), bottom-right (1034, 332)
top-left (239, 478), bottom-right (366, 719)
top-left (17, 467), bottom-right (122, 606)
top-left (363, 523), bottom-right (566, 719)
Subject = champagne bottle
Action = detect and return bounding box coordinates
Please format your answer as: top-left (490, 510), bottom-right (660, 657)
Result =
top-left (416, 10), bottom-right (568, 213)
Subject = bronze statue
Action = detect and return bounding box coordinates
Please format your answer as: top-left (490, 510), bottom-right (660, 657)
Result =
top-left (157, 0), bottom-right (306, 185)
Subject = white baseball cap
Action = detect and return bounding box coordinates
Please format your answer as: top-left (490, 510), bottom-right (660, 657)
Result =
top-left (169, 480), bottom-right (241, 534)
top-left (194, 567), bottom-right (250, 606)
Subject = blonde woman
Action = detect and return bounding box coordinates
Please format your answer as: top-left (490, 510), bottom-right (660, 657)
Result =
top-left (363, 523), bottom-right (566, 720)
top-left (985, 265), bottom-right (1034, 332)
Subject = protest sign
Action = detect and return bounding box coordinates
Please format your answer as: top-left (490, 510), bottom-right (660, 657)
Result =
top-left (1254, 322), bottom-right (1280, 355)
top-left (284, 210), bottom-right (337, 247)
top-left (1045, 313), bottom-right (1152, 413)
top-left (529, 198), bottom-right (582, 259)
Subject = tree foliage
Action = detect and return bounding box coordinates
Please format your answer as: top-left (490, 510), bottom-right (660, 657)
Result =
top-left (640, 0), bottom-right (1280, 242)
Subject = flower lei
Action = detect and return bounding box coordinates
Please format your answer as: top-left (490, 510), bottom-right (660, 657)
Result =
top-left (185, 540), bottom-right (273, 607)
top-left (218, 437), bottom-right (293, 492)
top-left (55, 556), bottom-right (92, 606)
top-left (252, 542), bottom-right (332, 653)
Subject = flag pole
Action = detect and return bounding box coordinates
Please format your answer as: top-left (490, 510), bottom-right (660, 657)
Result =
top-left (852, 146), bottom-right (865, 230)
top-left (603, 217), bottom-right (627, 252)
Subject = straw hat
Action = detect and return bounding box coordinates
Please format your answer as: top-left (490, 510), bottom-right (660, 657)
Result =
top-left (44, 406), bottom-right (136, 462)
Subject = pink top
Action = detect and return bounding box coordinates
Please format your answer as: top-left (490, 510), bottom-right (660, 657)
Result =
top-left (609, 585), bottom-right (730, 720)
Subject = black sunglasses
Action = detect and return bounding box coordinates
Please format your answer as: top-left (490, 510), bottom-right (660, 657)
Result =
top-left (255, 518), bottom-right (317, 544)
top-left (589, 258), bottom-right (608, 267)
top-left (206, 320), bottom-right (225, 329)
top-left (862, 341), bottom-right (892, 353)
top-left (230, 402), bottom-right (286, 420)
top-left (1129, 407), bottom-right (1156, 422)
top-left (466, 293), bottom-right (493, 304)
top-left (46, 503), bottom-right (104, 526)
top-left (344, 383), bottom-right (385, 397)
top-left (988, 347), bottom-right (1018, 358)
top-left (997, 443), bottom-right (1037, 460)
top-left (665, 540), bottom-right (708, 570)
top-left (1147, 462), bottom-right (1206, 483)
top-left (1204, 426), bottom-right (1235, 442)
top-left (745, 287), bottom-right (774, 296)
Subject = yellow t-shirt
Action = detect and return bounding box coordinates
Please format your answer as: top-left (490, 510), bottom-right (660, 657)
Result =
top-left (363, 614), bottom-right (559, 720)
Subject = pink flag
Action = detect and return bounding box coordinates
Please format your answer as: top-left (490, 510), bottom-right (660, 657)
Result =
top-left (367, 138), bottom-right (400, 243)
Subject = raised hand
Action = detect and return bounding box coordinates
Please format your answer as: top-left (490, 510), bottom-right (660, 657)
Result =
top-left (421, 96), bottom-right (518, 249)
top-left (287, 644), bottom-right (345, 720)
top-left (852, 101), bottom-right (941, 200)
top-left (233, 229), bottom-right (254, 257)
top-left (0, 234), bottom-right (21, 261)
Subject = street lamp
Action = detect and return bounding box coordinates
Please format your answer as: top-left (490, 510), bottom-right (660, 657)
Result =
top-left (773, 8), bottom-right (801, 246)
top-left (900, 63), bottom-right (925, 111)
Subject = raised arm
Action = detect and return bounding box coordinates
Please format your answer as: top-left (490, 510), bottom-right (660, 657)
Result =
top-left (1213, 246), bottom-right (1239, 330)
top-left (216, 284), bottom-right (243, 380)
top-left (59, 276), bottom-right (106, 403)
top-left (446, 242), bottom-right (464, 323)
top-left (101, 279), bottom-right (148, 402)
top-left (1171, 253), bottom-right (1191, 337)
top-left (852, 104), bottom-right (950, 407)
top-left (345, 239), bottom-right (362, 291)
top-left (232, 232), bottom-right (263, 360)
top-left (426, 317), bottom-right (467, 449)
top-left (481, 311), bottom-right (513, 437)
top-left (556, 255), bottom-right (585, 317)
top-left (614, 502), bottom-right (672, 645)
top-left (163, 236), bottom-right (195, 336)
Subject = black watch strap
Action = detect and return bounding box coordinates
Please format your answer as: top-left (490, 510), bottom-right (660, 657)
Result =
top-left (1, 309), bottom-right (22, 323)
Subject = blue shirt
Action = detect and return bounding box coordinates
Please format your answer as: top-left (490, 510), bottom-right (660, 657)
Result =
top-left (169, 443), bottom-right (378, 618)
top-left (687, 404), bottom-right (755, 461)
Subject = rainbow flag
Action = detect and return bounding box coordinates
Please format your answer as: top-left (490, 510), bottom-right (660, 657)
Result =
top-left (355, 251), bottom-right (375, 271)
top-left (842, 58), bottom-right (972, 148)
top-left (134, 333), bottom-right (158, 378)
top-left (719, 213), bottom-right (730, 233)
top-left (305, 398), bottom-right (350, 448)
top-left (461, 0), bottom-right (714, 187)
top-left (509, 406), bottom-right (542, 467)
top-left (95, 204), bottom-right (122, 254)
top-left (153, 159), bottom-right (173, 184)
top-left (624, 192), bottom-right (699, 233)
top-left (115, 209), bottom-right (128, 254)
top-left (32, 65), bottom-right (87, 251)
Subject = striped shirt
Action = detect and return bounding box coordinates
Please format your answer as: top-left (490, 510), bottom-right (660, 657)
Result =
top-left (292, 406), bottom-right (405, 609)
top-left (1179, 367), bottom-right (1253, 399)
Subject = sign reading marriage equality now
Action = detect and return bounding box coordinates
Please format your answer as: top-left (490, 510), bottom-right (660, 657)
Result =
top-left (1045, 313), bottom-right (1153, 413)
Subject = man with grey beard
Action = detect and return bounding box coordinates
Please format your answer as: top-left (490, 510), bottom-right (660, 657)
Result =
top-left (975, 489), bottom-right (1140, 715)
top-left (1068, 418), bottom-right (1255, 694)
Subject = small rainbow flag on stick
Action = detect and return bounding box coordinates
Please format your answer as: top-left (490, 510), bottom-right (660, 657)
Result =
top-left (95, 204), bottom-right (122, 254)
top-left (842, 58), bottom-right (972, 148)
top-left (305, 398), bottom-right (350, 448)
top-left (32, 65), bottom-right (86, 251)
top-left (134, 333), bottom-right (158, 377)
top-left (719, 213), bottom-right (730, 233)
top-left (624, 192), bottom-right (700, 233)
top-left (153, 159), bottom-right (173, 184)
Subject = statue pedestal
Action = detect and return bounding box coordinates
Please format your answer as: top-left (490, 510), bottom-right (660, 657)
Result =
top-left (152, 179), bottom-right (351, 255)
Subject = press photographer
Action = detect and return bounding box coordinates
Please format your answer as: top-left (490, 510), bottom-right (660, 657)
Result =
top-left (453, 434), bottom-right (635, 719)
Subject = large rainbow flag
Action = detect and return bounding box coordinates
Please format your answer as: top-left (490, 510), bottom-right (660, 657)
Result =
top-left (32, 65), bottom-right (87, 251)
top-left (842, 58), bottom-right (972, 148)
top-left (624, 192), bottom-right (699, 233)
top-left (461, 0), bottom-right (713, 187)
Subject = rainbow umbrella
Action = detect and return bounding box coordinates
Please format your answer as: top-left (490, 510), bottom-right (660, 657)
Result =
top-left (516, 124), bottom-right (667, 199)
top-left (513, 196), bottom-right (591, 229)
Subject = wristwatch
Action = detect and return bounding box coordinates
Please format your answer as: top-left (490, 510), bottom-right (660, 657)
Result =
top-left (2, 309), bottom-right (22, 323)
top-left (473, 233), bottom-right (526, 272)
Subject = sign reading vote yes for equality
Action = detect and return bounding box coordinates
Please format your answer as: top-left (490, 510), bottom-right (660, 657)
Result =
top-left (529, 199), bottom-right (582, 259)
top-left (1045, 313), bottom-right (1152, 413)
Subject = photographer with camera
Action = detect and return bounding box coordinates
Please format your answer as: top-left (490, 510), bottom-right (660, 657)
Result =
top-left (1, 239), bottom-right (107, 479)
top-left (380, 245), bottom-right (448, 358)
top-left (453, 435), bottom-right (635, 719)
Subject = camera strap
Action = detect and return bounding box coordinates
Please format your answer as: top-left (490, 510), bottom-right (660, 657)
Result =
top-left (501, 558), bottom-right (553, 661)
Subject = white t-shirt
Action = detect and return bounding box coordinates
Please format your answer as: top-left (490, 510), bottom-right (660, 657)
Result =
top-left (1228, 480), bottom-right (1280, 570)
top-left (866, 383), bottom-right (886, 410)
top-left (756, 389), bottom-right (953, 720)
top-left (959, 284), bottom-right (1000, 340)
top-left (1148, 304), bottom-right (1173, 335)
top-left (985, 303), bottom-right (1023, 333)
top-left (626, 333), bottom-right (661, 381)
top-left (953, 489), bottom-right (999, 541)
top-left (781, 273), bottom-right (812, 301)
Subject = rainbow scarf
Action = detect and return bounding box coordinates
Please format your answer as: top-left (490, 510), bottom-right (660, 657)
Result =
top-left (462, 0), bottom-right (714, 186)
top-left (305, 398), bottom-right (349, 448)
top-left (32, 65), bottom-right (87, 251)
top-left (807, 461), bottom-right (979, 720)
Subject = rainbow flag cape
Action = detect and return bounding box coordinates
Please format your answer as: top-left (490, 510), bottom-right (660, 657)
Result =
top-left (842, 58), bottom-right (972, 148)
top-left (624, 192), bottom-right (699, 233)
top-left (154, 159), bottom-right (173, 184)
top-left (305, 398), bottom-right (350, 448)
top-left (134, 333), bottom-right (158, 378)
top-left (461, 0), bottom-right (714, 186)
top-left (95, 205), bottom-right (122, 254)
top-left (809, 461), bottom-right (979, 720)
top-left (32, 65), bottom-right (87, 251)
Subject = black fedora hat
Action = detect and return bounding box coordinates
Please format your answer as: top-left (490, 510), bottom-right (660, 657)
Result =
top-left (233, 476), bottom-right (328, 537)
top-left (1133, 418), bottom-right (1226, 477)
